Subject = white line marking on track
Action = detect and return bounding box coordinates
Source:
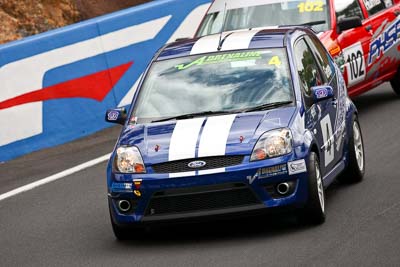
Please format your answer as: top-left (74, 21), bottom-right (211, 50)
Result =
top-left (0, 153), bottom-right (111, 202)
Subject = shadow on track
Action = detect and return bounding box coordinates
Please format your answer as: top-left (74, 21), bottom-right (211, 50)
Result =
top-left (114, 214), bottom-right (307, 246)
top-left (109, 181), bottom-right (358, 247)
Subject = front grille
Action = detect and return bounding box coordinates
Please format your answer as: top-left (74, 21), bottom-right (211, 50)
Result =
top-left (151, 155), bottom-right (244, 173)
top-left (145, 183), bottom-right (260, 216)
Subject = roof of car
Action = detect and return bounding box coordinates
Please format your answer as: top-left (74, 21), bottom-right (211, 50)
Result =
top-left (157, 27), bottom-right (306, 61)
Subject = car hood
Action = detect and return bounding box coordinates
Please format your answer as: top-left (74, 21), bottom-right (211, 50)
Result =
top-left (118, 107), bottom-right (296, 164)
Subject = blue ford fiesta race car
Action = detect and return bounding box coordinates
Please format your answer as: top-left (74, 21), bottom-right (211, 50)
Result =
top-left (105, 27), bottom-right (365, 239)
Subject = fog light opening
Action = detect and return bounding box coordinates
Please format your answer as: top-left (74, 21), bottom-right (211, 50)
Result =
top-left (276, 182), bottom-right (290, 195)
top-left (117, 199), bottom-right (131, 213)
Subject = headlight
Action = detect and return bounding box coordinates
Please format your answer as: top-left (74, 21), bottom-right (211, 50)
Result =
top-left (114, 146), bottom-right (146, 173)
top-left (250, 128), bottom-right (292, 161)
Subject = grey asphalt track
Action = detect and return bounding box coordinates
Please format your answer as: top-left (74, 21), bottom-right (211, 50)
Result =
top-left (0, 83), bottom-right (399, 266)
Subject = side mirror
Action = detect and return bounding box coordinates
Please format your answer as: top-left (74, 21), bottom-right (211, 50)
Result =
top-left (311, 86), bottom-right (334, 102)
top-left (337, 16), bottom-right (362, 33)
top-left (105, 107), bottom-right (127, 125)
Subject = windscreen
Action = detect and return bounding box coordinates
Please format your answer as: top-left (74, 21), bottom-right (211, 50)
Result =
top-left (133, 49), bottom-right (294, 123)
top-left (197, 0), bottom-right (330, 37)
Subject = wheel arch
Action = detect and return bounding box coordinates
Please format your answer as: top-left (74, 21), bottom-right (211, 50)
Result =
top-left (310, 143), bottom-right (320, 160)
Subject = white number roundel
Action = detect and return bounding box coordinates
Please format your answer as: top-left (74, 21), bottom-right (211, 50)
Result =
top-left (342, 42), bottom-right (366, 87)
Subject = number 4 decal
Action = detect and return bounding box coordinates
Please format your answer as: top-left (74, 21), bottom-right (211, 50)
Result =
top-left (320, 115), bottom-right (334, 167)
top-left (342, 42), bottom-right (366, 87)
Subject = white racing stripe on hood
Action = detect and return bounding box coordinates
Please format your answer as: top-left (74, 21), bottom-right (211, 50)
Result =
top-left (168, 117), bottom-right (205, 161)
top-left (198, 114), bottom-right (236, 157)
top-left (221, 30), bottom-right (259, 51)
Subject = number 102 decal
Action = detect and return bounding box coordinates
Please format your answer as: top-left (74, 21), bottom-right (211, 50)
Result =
top-left (342, 42), bottom-right (366, 87)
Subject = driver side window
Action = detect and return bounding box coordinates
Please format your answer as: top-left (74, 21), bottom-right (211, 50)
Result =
top-left (294, 38), bottom-right (324, 109)
top-left (335, 0), bottom-right (364, 22)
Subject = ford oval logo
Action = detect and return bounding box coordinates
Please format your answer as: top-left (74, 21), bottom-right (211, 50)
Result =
top-left (188, 160), bottom-right (206, 169)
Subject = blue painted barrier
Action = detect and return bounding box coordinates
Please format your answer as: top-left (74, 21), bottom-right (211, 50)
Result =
top-left (0, 0), bottom-right (211, 162)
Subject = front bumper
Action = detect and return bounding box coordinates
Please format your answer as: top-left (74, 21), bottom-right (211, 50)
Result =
top-left (107, 155), bottom-right (310, 225)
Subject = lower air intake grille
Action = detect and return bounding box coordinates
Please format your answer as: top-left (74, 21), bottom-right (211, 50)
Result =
top-left (145, 183), bottom-right (260, 216)
top-left (151, 155), bottom-right (244, 173)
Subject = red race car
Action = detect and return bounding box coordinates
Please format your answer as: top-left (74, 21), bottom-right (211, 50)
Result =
top-left (196, 0), bottom-right (400, 97)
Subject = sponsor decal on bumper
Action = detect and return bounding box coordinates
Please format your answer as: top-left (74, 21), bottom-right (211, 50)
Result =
top-left (247, 164), bottom-right (288, 184)
top-left (288, 159), bottom-right (307, 175)
top-left (111, 182), bottom-right (132, 192)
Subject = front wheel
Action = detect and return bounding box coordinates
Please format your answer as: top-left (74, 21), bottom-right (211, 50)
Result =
top-left (337, 117), bottom-right (365, 183)
top-left (299, 152), bottom-right (326, 225)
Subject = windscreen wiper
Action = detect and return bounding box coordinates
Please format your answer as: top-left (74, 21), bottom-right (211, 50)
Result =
top-left (151, 110), bottom-right (233, 123)
top-left (242, 101), bottom-right (293, 113)
top-left (299, 20), bottom-right (326, 27)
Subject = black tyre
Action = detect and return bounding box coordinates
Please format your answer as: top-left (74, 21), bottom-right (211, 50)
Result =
top-left (299, 152), bottom-right (326, 225)
top-left (108, 200), bottom-right (134, 240)
top-left (337, 117), bottom-right (365, 183)
top-left (111, 217), bottom-right (133, 241)
top-left (390, 68), bottom-right (400, 95)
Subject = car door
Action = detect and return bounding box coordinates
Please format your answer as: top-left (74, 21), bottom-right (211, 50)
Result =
top-left (305, 34), bottom-right (347, 168)
top-left (293, 37), bottom-right (339, 175)
top-left (361, 0), bottom-right (400, 80)
top-left (334, 0), bottom-right (370, 90)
